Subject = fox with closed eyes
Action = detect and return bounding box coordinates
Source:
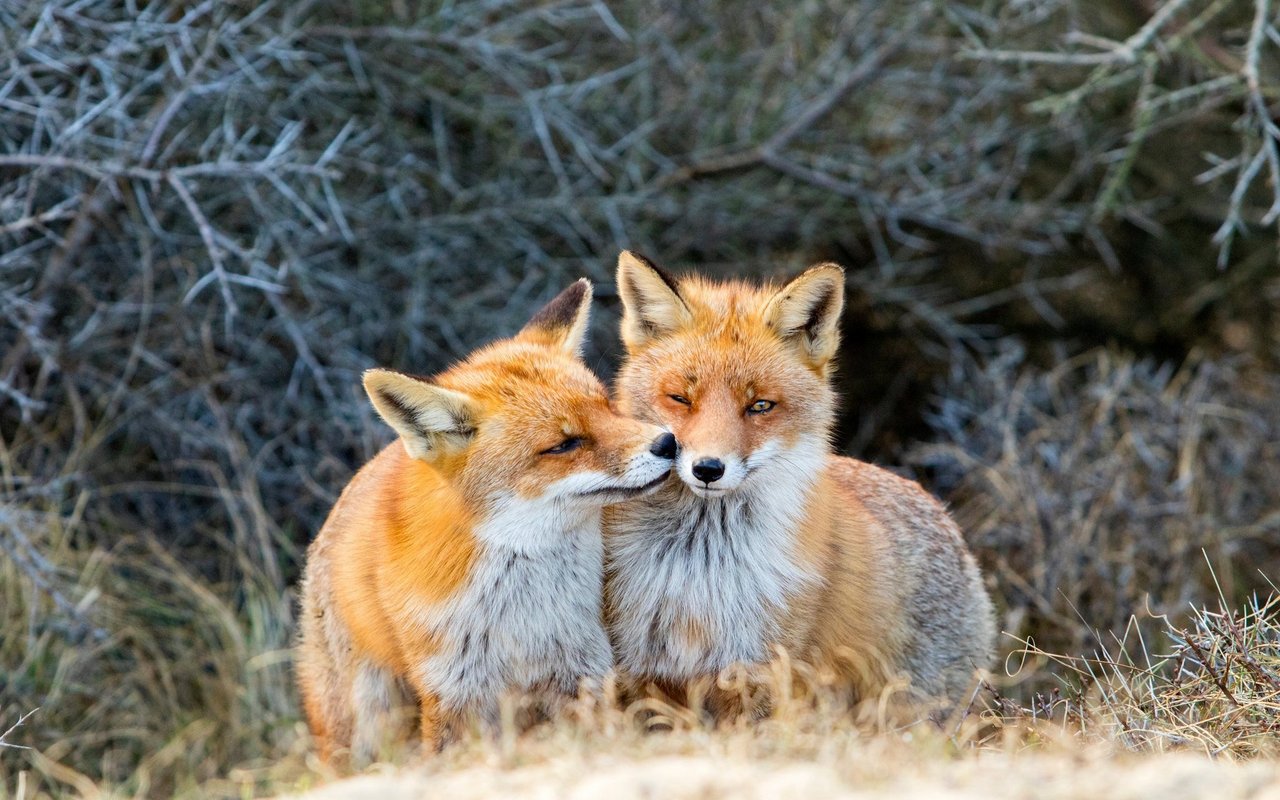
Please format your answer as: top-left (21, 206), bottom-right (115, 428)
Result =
top-left (297, 279), bottom-right (677, 762)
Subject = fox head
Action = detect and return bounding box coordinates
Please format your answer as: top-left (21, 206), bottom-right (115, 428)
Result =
top-left (614, 252), bottom-right (843, 498)
top-left (363, 279), bottom-right (677, 518)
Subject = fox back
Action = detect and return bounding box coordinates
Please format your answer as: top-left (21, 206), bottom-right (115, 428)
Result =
top-left (603, 253), bottom-right (995, 712)
top-left (297, 280), bottom-right (676, 762)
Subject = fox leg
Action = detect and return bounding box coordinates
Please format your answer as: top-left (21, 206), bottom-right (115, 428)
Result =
top-left (349, 660), bottom-right (411, 764)
top-left (299, 671), bottom-right (343, 765)
top-left (297, 609), bottom-right (357, 764)
top-left (415, 689), bottom-right (460, 754)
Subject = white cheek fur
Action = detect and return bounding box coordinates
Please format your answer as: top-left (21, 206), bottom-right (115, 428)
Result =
top-left (389, 446), bottom-right (682, 725)
top-left (393, 437), bottom-right (677, 720)
top-left (539, 449), bottom-right (674, 502)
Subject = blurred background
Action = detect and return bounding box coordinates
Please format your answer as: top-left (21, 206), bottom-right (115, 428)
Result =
top-left (2, 0), bottom-right (1279, 794)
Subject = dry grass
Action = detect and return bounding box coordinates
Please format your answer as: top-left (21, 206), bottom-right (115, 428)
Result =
top-left (914, 347), bottom-right (1280, 659)
top-left (288, 752), bottom-right (1280, 800)
top-left (256, 592), bottom-right (1280, 797)
top-left (995, 591), bottom-right (1280, 758)
top-left (5, 496), bottom-right (1280, 797)
top-left (0, 508), bottom-right (302, 797)
top-left (285, 660), bottom-right (1280, 800)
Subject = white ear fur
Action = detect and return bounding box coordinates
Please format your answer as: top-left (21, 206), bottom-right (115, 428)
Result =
top-left (616, 250), bottom-right (691, 349)
top-left (763, 264), bottom-right (845, 369)
top-left (518, 278), bottom-right (593, 356)
top-left (363, 369), bottom-right (477, 461)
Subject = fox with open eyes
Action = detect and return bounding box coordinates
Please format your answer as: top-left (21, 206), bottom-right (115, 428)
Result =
top-left (603, 251), bottom-right (995, 714)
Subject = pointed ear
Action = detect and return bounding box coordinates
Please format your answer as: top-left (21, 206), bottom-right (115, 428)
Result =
top-left (363, 369), bottom-right (478, 461)
top-left (517, 278), bottom-right (593, 356)
top-left (617, 250), bottom-right (691, 350)
top-left (763, 264), bottom-right (845, 370)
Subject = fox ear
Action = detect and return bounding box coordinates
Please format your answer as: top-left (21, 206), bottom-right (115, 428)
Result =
top-left (764, 264), bottom-right (845, 371)
top-left (617, 250), bottom-right (691, 349)
top-left (517, 278), bottom-right (593, 356)
top-left (363, 369), bottom-right (478, 461)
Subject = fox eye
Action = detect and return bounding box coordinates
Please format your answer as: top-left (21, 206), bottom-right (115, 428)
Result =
top-left (747, 399), bottom-right (776, 415)
top-left (541, 437), bottom-right (583, 455)
top-left (668, 394), bottom-right (691, 406)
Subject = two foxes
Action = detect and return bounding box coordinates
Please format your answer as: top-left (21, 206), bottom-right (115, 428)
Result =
top-left (297, 255), bottom-right (995, 762)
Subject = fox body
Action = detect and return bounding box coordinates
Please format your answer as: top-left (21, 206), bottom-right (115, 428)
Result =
top-left (604, 253), bottom-right (995, 710)
top-left (297, 280), bottom-right (676, 761)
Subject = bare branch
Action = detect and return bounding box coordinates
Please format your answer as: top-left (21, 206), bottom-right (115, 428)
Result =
top-left (0, 708), bottom-right (39, 751)
top-left (168, 172), bottom-right (237, 326)
top-left (963, 0), bottom-right (1198, 66)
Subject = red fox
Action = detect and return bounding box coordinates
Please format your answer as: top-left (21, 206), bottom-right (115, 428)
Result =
top-left (297, 279), bottom-right (677, 762)
top-left (604, 252), bottom-right (994, 713)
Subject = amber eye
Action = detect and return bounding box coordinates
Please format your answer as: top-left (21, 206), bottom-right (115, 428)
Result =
top-left (746, 399), bottom-right (776, 415)
top-left (668, 394), bottom-right (692, 406)
top-left (541, 437), bottom-right (583, 455)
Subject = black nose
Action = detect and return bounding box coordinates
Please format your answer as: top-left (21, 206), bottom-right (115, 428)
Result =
top-left (649, 432), bottom-right (678, 460)
top-left (691, 458), bottom-right (725, 484)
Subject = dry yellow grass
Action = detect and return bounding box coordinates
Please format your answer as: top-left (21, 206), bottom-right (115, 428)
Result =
top-left (277, 573), bottom-right (1280, 798)
top-left (274, 590), bottom-right (1280, 800)
top-left (4, 534), bottom-right (1279, 800)
top-left (280, 698), bottom-right (1280, 800)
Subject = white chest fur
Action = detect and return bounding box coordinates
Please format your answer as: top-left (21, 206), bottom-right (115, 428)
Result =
top-left (414, 502), bottom-right (612, 721)
top-left (606, 442), bottom-right (823, 680)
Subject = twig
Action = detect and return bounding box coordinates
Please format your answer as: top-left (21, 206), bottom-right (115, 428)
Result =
top-left (1242, 0), bottom-right (1272, 98)
top-left (0, 154), bottom-right (338, 183)
top-left (0, 708), bottom-right (39, 750)
top-left (962, 0), bottom-right (1198, 65)
top-left (167, 172), bottom-right (237, 327)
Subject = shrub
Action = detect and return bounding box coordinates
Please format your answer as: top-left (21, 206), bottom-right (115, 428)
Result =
top-left (915, 346), bottom-right (1280, 658)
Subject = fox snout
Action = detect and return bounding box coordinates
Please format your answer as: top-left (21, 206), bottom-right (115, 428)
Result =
top-left (691, 457), bottom-right (724, 483)
top-left (649, 431), bottom-right (678, 460)
top-left (629, 428), bottom-right (677, 481)
top-left (630, 428), bottom-right (678, 480)
top-left (677, 450), bottom-right (748, 495)
top-left (562, 425), bottom-right (676, 505)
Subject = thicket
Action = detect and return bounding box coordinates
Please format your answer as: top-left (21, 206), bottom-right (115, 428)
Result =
top-left (916, 348), bottom-right (1280, 659)
top-left (2, 0), bottom-right (1278, 795)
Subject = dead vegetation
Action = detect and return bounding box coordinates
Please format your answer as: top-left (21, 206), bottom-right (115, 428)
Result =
top-left (993, 592), bottom-right (1280, 757)
top-left (2, 0), bottom-right (1280, 796)
top-left (915, 347), bottom-right (1280, 658)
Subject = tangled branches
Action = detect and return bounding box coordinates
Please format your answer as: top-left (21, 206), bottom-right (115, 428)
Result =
top-left (963, 0), bottom-right (1280, 266)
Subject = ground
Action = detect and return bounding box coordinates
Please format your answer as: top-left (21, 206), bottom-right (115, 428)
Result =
top-left (291, 747), bottom-right (1280, 800)
top-left (277, 692), bottom-right (1280, 800)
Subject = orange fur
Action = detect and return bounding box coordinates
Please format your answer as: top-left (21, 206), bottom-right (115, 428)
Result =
top-left (298, 280), bottom-right (676, 762)
top-left (606, 253), bottom-right (995, 713)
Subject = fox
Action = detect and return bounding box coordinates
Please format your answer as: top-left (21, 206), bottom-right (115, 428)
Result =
top-left (296, 278), bottom-right (678, 763)
top-left (603, 251), bottom-right (995, 715)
